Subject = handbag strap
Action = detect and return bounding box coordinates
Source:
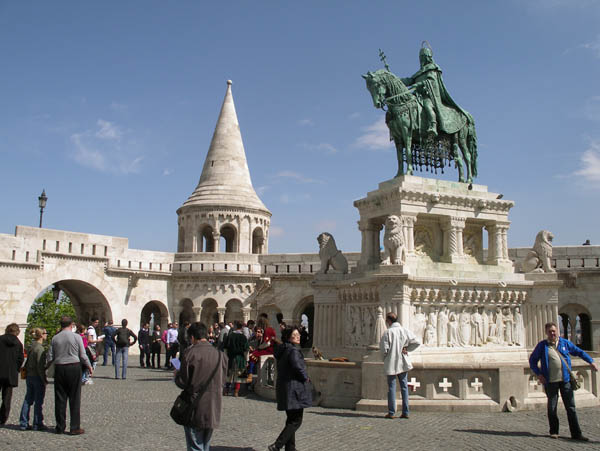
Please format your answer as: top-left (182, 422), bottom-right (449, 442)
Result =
top-left (188, 350), bottom-right (222, 404)
top-left (554, 343), bottom-right (577, 379)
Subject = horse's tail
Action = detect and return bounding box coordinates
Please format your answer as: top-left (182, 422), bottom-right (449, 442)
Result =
top-left (467, 118), bottom-right (478, 178)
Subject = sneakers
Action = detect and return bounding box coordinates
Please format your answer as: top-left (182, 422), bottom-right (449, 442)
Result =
top-left (384, 413), bottom-right (396, 419)
top-left (550, 434), bottom-right (559, 439)
top-left (83, 379), bottom-right (94, 385)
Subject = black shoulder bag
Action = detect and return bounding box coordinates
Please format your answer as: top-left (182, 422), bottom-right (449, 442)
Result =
top-left (557, 351), bottom-right (580, 390)
top-left (170, 351), bottom-right (222, 426)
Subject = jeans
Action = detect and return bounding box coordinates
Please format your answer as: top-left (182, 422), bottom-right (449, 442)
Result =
top-left (115, 347), bottom-right (129, 379)
top-left (184, 426), bottom-right (213, 451)
top-left (387, 372), bottom-right (409, 416)
top-left (19, 376), bottom-right (46, 428)
top-left (103, 341), bottom-right (116, 365)
top-left (545, 381), bottom-right (582, 438)
top-left (274, 409), bottom-right (303, 450)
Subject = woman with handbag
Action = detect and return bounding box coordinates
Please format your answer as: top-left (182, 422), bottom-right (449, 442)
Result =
top-left (18, 328), bottom-right (48, 431)
top-left (268, 326), bottom-right (312, 451)
top-left (174, 322), bottom-right (228, 451)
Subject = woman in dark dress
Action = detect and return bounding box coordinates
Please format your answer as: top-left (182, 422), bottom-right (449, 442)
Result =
top-left (150, 325), bottom-right (162, 369)
top-left (268, 326), bottom-right (312, 451)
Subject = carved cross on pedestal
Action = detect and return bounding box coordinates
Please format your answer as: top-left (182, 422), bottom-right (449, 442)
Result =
top-left (470, 377), bottom-right (483, 392)
top-left (439, 377), bottom-right (453, 392)
top-left (408, 377), bottom-right (421, 392)
top-left (529, 376), bottom-right (540, 390)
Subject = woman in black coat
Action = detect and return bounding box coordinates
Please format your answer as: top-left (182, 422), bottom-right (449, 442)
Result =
top-left (268, 326), bottom-right (312, 451)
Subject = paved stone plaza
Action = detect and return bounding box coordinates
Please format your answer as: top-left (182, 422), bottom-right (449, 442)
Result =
top-left (0, 364), bottom-right (598, 451)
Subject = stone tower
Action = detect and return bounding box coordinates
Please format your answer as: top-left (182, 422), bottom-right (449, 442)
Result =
top-left (177, 80), bottom-right (271, 255)
top-left (173, 80), bottom-right (271, 326)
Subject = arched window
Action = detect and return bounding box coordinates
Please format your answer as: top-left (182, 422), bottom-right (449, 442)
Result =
top-left (252, 227), bottom-right (264, 254)
top-left (178, 227), bottom-right (185, 252)
top-left (197, 225), bottom-right (214, 252)
top-left (220, 225), bottom-right (236, 253)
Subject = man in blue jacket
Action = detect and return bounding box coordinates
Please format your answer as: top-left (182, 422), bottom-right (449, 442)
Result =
top-left (529, 322), bottom-right (598, 441)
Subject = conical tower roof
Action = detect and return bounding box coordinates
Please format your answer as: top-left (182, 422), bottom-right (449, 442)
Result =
top-left (182, 80), bottom-right (269, 213)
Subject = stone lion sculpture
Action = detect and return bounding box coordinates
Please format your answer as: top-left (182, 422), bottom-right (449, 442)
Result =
top-left (317, 232), bottom-right (348, 274)
top-left (382, 215), bottom-right (406, 265)
top-left (520, 230), bottom-right (555, 273)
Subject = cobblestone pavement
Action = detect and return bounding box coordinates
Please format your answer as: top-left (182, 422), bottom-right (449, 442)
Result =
top-left (1, 364), bottom-right (599, 451)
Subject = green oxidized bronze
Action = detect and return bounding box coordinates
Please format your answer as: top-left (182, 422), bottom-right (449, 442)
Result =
top-left (363, 43), bottom-right (478, 184)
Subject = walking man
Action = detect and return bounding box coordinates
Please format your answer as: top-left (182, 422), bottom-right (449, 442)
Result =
top-left (112, 319), bottom-right (137, 380)
top-left (380, 312), bottom-right (420, 419)
top-left (529, 322), bottom-right (598, 441)
top-left (102, 320), bottom-right (117, 366)
top-left (138, 323), bottom-right (151, 368)
top-left (174, 322), bottom-right (227, 451)
top-left (0, 323), bottom-right (24, 425)
top-left (46, 316), bottom-right (92, 435)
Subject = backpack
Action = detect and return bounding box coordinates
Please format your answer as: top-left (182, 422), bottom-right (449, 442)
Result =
top-left (115, 328), bottom-right (131, 347)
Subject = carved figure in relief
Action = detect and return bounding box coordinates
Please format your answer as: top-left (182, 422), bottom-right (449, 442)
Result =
top-left (448, 312), bottom-right (459, 347)
top-left (427, 307), bottom-right (438, 344)
top-left (347, 306), bottom-right (359, 347)
top-left (487, 310), bottom-right (496, 342)
top-left (470, 307), bottom-right (484, 346)
top-left (424, 323), bottom-right (436, 346)
top-left (317, 232), bottom-right (349, 274)
top-left (513, 307), bottom-right (524, 346)
top-left (520, 230), bottom-right (555, 273)
top-left (503, 307), bottom-right (514, 345)
top-left (382, 215), bottom-right (407, 265)
top-left (494, 307), bottom-right (504, 344)
top-left (458, 308), bottom-right (471, 346)
top-left (482, 308), bottom-right (490, 343)
top-left (412, 305), bottom-right (427, 342)
top-left (463, 231), bottom-right (481, 261)
top-left (413, 227), bottom-right (435, 259)
top-left (437, 306), bottom-right (449, 347)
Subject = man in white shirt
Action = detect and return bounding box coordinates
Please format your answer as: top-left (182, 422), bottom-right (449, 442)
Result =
top-left (380, 312), bottom-right (421, 419)
top-left (166, 323), bottom-right (179, 369)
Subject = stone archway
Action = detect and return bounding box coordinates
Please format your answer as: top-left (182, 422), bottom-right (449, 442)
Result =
top-left (559, 303), bottom-right (593, 350)
top-left (293, 296), bottom-right (314, 348)
top-left (225, 298), bottom-right (243, 324)
top-left (252, 227), bottom-right (264, 254)
top-left (220, 224), bottom-right (237, 253)
top-left (179, 298), bottom-right (194, 325)
top-left (201, 298), bottom-right (218, 326)
top-left (140, 300), bottom-right (169, 333)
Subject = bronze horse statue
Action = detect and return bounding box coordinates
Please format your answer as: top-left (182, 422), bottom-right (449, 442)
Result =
top-left (363, 69), bottom-right (477, 184)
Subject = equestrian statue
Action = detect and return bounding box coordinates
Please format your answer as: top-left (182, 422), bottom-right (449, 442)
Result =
top-left (363, 43), bottom-right (478, 184)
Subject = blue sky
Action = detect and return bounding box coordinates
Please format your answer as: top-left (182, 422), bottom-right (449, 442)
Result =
top-left (1, 1), bottom-right (599, 253)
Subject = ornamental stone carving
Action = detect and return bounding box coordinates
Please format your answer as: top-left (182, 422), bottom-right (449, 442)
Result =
top-left (520, 230), bottom-right (555, 273)
top-left (381, 215), bottom-right (406, 265)
top-left (317, 232), bottom-right (349, 274)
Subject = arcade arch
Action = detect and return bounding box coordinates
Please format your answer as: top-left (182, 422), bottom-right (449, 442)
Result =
top-left (559, 304), bottom-right (592, 350)
top-left (225, 298), bottom-right (243, 323)
top-left (220, 224), bottom-right (237, 253)
top-left (179, 298), bottom-right (195, 325)
top-left (201, 298), bottom-right (218, 326)
top-left (252, 227), bottom-right (264, 254)
top-left (293, 296), bottom-right (314, 348)
top-left (140, 300), bottom-right (169, 333)
top-left (197, 225), bottom-right (215, 252)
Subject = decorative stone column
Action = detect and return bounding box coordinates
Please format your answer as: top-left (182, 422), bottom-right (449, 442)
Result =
top-left (242, 306), bottom-right (252, 324)
top-left (212, 232), bottom-right (220, 253)
top-left (171, 307), bottom-right (182, 324)
top-left (486, 222), bottom-right (511, 265)
top-left (402, 215), bottom-right (416, 254)
top-left (442, 217), bottom-right (465, 263)
top-left (192, 306), bottom-right (202, 322)
top-left (359, 220), bottom-right (379, 268)
top-left (217, 307), bottom-right (226, 323)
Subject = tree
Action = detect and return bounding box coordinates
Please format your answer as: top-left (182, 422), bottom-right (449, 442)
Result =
top-left (25, 288), bottom-right (77, 348)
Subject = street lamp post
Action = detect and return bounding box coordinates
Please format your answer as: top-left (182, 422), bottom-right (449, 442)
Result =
top-left (38, 189), bottom-right (47, 228)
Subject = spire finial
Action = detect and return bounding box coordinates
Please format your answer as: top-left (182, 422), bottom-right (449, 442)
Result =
top-left (227, 79), bottom-right (232, 86)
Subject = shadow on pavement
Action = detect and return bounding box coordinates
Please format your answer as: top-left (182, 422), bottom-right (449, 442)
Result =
top-left (454, 429), bottom-right (547, 438)
top-left (307, 411), bottom-right (379, 419)
top-left (211, 447), bottom-right (256, 451)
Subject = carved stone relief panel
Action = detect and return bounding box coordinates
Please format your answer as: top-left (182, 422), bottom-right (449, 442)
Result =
top-left (410, 303), bottom-right (524, 348)
top-left (344, 304), bottom-right (377, 348)
top-left (463, 226), bottom-right (483, 263)
top-left (413, 225), bottom-right (438, 261)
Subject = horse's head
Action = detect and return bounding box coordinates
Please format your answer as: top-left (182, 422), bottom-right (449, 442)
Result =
top-left (362, 70), bottom-right (387, 109)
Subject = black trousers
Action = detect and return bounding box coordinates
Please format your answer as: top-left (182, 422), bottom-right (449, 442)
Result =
top-left (545, 381), bottom-right (582, 438)
top-left (150, 346), bottom-right (161, 368)
top-left (275, 408), bottom-right (303, 450)
top-left (0, 381), bottom-right (13, 424)
top-left (166, 343), bottom-right (179, 367)
top-left (139, 345), bottom-right (151, 367)
top-left (54, 364), bottom-right (82, 432)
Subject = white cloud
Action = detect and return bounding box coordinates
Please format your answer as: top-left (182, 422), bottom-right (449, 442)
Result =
top-left (163, 168), bottom-right (173, 176)
top-left (278, 193), bottom-right (311, 204)
top-left (302, 142), bottom-right (338, 155)
top-left (269, 226), bottom-right (284, 237)
top-left (95, 119), bottom-right (122, 140)
top-left (274, 170), bottom-right (323, 184)
top-left (110, 101), bottom-right (128, 111)
top-left (580, 34), bottom-right (600, 58)
top-left (348, 112), bottom-right (360, 119)
top-left (574, 140), bottom-right (600, 185)
top-left (70, 119), bottom-right (143, 175)
top-left (297, 118), bottom-right (314, 126)
top-left (354, 118), bottom-right (393, 150)
top-left (256, 185), bottom-right (270, 196)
